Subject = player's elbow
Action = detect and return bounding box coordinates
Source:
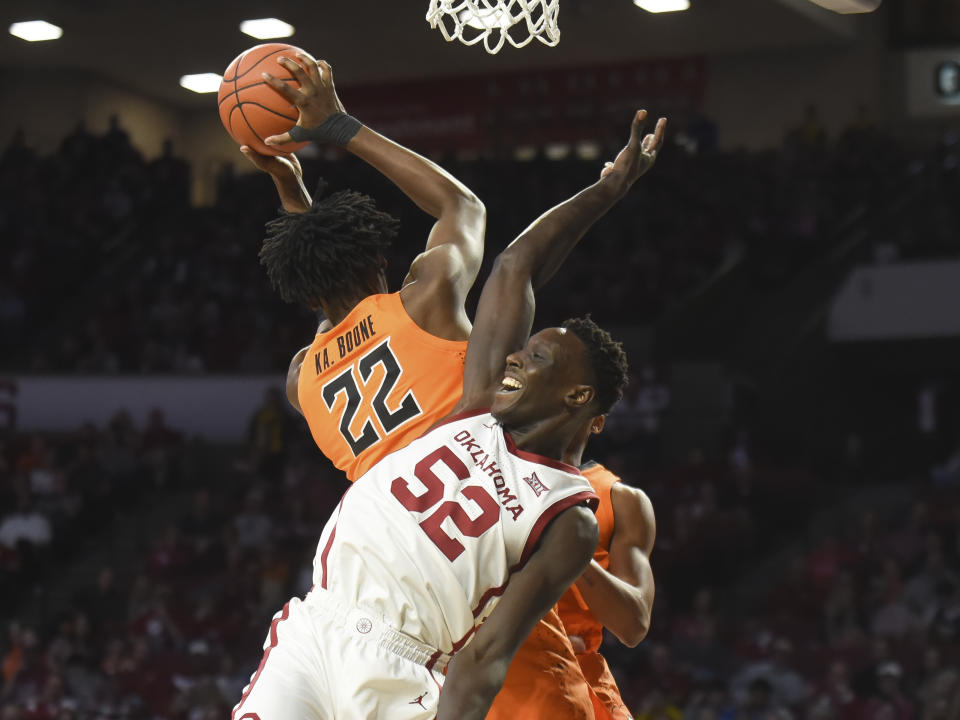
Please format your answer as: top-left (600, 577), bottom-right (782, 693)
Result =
top-left (618, 616), bottom-right (650, 648)
top-left (456, 186), bottom-right (485, 215)
top-left (458, 625), bottom-right (513, 679)
top-left (613, 598), bottom-right (652, 648)
top-left (464, 193), bottom-right (486, 220)
top-left (491, 247), bottom-right (535, 282)
top-left (443, 644), bottom-right (510, 713)
top-left (285, 380), bottom-right (301, 414)
top-left (444, 192), bottom-right (486, 227)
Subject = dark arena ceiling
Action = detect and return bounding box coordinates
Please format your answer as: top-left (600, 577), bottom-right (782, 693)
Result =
top-left (0, 0), bottom-right (871, 108)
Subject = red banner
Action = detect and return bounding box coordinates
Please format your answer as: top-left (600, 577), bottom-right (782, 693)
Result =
top-left (339, 56), bottom-right (705, 151)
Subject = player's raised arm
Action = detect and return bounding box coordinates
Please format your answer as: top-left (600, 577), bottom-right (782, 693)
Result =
top-left (437, 504), bottom-right (599, 720)
top-left (263, 54), bottom-right (486, 335)
top-left (456, 111), bottom-right (667, 411)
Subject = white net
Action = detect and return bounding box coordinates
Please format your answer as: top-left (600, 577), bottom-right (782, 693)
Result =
top-left (426, 0), bottom-right (560, 54)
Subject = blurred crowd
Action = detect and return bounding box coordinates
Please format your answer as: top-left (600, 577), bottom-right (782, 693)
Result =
top-left (2, 392), bottom-right (959, 719)
top-left (3, 110), bottom-right (960, 718)
top-left (4, 107), bottom-right (958, 375)
top-left (0, 408), bottom-right (183, 617)
top-left (0, 398), bottom-right (335, 719)
top-left (612, 485), bottom-right (960, 720)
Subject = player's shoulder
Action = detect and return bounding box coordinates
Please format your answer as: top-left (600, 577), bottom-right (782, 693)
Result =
top-left (610, 481), bottom-right (656, 535)
top-left (581, 462), bottom-right (653, 522)
top-left (610, 481), bottom-right (653, 510)
top-left (402, 246), bottom-right (466, 299)
top-left (580, 460), bottom-right (621, 489)
top-left (398, 244), bottom-right (475, 342)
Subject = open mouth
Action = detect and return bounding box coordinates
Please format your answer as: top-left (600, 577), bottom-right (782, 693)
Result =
top-left (499, 376), bottom-right (523, 393)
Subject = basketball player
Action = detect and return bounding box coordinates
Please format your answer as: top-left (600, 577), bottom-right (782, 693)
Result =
top-left (248, 54), bottom-right (650, 719)
top-left (241, 52), bottom-right (486, 481)
top-left (489, 456), bottom-right (655, 720)
top-left (230, 109), bottom-right (666, 720)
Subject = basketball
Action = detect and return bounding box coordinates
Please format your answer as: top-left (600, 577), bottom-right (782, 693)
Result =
top-left (218, 43), bottom-right (310, 156)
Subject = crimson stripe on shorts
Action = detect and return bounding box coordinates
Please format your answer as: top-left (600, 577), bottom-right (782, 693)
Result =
top-left (231, 601), bottom-right (291, 720)
top-left (425, 623), bottom-right (480, 673)
top-left (319, 525), bottom-right (337, 589)
top-left (425, 658), bottom-right (445, 716)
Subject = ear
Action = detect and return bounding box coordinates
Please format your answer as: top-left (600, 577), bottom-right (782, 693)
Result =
top-left (565, 385), bottom-right (595, 410)
top-left (590, 415), bottom-right (606, 435)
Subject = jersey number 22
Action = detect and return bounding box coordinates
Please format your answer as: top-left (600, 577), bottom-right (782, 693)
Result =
top-left (321, 340), bottom-right (423, 457)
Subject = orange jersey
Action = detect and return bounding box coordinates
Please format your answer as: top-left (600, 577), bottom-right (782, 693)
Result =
top-left (297, 292), bottom-right (466, 482)
top-left (556, 461), bottom-right (619, 653)
top-left (487, 461), bottom-right (630, 720)
top-left (488, 606), bottom-right (595, 720)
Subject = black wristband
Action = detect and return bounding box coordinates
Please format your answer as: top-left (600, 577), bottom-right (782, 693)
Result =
top-left (288, 113), bottom-right (363, 146)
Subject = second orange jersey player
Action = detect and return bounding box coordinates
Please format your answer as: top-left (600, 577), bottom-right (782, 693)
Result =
top-left (488, 461), bottom-right (657, 720)
top-left (243, 54), bottom-right (485, 478)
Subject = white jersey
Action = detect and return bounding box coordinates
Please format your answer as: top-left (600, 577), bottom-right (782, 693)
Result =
top-left (311, 409), bottom-right (598, 659)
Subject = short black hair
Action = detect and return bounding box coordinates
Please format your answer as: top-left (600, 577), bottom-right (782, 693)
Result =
top-left (259, 181), bottom-right (399, 306)
top-left (562, 316), bottom-right (629, 414)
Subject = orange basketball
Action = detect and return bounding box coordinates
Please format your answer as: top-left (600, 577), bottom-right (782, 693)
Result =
top-left (217, 43), bottom-right (310, 156)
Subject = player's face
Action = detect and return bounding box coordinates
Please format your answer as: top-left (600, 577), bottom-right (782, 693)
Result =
top-left (491, 328), bottom-right (596, 426)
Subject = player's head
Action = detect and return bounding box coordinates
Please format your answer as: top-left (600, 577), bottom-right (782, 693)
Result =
top-left (259, 182), bottom-right (399, 309)
top-left (491, 315), bottom-right (628, 430)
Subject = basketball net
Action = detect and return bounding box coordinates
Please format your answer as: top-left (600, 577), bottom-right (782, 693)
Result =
top-left (426, 0), bottom-right (560, 54)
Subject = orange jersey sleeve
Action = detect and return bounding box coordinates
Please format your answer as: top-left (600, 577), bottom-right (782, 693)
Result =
top-left (556, 461), bottom-right (618, 652)
top-left (297, 292), bottom-right (466, 482)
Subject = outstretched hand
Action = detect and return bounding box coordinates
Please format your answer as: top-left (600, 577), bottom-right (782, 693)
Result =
top-left (600, 110), bottom-right (667, 185)
top-left (262, 53), bottom-right (346, 147)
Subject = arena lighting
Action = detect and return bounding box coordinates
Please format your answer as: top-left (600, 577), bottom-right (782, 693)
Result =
top-left (9, 20), bottom-right (63, 41)
top-left (240, 18), bottom-right (295, 39)
top-left (180, 73), bottom-right (223, 94)
top-left (633, 0), bottom-right (690, 12)
top-left (575, 140), bottom-right (602, 161)
top-left (545, 142), bottom-right (571, 160)
top-left (805, 0), bottom-right (881, 13)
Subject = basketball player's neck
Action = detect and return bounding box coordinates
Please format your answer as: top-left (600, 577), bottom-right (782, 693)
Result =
top-left (507, 415), bottom-right (585, 466)
top-left (562, 438), bottom-right (589, 469)
top-left (319, 287), bottom-right (378, 328)
top-left (561, 417), bottom-right (595, 468)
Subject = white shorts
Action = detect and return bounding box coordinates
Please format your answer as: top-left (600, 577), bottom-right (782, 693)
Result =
top-left (231, 591), bottom-right (449, 720)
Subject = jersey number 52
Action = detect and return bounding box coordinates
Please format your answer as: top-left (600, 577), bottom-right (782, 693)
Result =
top-left (391, 446), bottom-right (500, 562)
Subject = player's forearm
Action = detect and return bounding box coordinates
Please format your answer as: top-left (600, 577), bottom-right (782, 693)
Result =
top-left (437, 654), bottom-right (509, 720)
top-left (500, 173), bottom-right (631, 290)
top-left (347, 126), bottom-right (482, 220)
top-left (270, 172), bottom-right (311, 213)
top-left (574, 560), bottom-right (652, 647)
